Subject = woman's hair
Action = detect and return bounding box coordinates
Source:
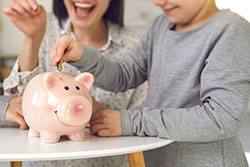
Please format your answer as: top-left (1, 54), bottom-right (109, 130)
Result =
top-left (53, 0), bottom-right (124, 28)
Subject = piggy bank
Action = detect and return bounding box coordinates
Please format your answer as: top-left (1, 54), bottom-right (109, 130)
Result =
top-left (22, 72), bottom-right (94, 143)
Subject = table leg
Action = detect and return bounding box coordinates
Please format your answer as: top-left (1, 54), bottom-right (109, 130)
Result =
top-left (11, 161), bottom-right (22, 167)
top-left (128, 152), bottom-right (145, 167)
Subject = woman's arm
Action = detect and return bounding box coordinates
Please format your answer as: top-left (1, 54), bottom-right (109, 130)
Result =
top-left (2, 1), bottom-right (47, 95)
top-left (3, 1), bottom-right (46, 72)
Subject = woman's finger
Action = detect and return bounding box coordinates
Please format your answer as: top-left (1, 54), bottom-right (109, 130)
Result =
top-left (10, 110), bottom-right (28, 130)
top-left (16, 96), bottom-right (23, 104)
top-left (11, 1), bottom-right (29, 16)
top-left (28, 0), bottom-right (38, 10)
top-left (13, 104), bottom-right (23, 116)
top-left (14, 114), bottom-right (28, 130)
top-left (2, 6), bottom-right (17, 16)
top-left (16, 0), bottom-right (33, 14)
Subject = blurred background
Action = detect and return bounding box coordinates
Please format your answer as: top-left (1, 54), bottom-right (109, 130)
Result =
top-left (0, 0), bottom-right (250, 166)
top-left (1, 0), bottom-right (250, 57)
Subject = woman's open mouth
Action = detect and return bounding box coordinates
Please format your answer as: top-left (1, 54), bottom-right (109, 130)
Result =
top-left (74, 2), bottom-right (95, 19)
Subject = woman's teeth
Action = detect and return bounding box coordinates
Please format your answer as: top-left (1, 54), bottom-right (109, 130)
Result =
top-left (75, 3), bottom-right (94, 8)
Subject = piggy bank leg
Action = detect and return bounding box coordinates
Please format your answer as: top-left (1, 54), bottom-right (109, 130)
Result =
top-left (28, 128), bottom-right (40, 137)
top-left (68, 131), bottom-right (86, 141)
top-left (40, 132), bottom-right (60, 143)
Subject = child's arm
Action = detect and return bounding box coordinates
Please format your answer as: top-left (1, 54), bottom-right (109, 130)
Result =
top-left (50, 33), bottom-right (151, 92)
top-left (120, 21), bottom-right (250, 142)
top-left (50, 16), bottom-right (164, 92)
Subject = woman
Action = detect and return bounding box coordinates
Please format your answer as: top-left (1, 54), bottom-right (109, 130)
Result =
top-left (2, 0), bottom-right (147, 166)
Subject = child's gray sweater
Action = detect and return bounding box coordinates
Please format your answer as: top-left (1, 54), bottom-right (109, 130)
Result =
top-left (72, 10), bottom-right (250, 167)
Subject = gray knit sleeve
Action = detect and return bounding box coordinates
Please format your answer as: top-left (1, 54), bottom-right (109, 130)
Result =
top-left (70, 27), bottom-right (153, 92)
top-left (121, 17), bottom-right (250, 142)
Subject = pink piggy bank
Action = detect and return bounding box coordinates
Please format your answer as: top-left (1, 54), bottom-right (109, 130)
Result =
top-left (22, 72), bottom-right (94, 143)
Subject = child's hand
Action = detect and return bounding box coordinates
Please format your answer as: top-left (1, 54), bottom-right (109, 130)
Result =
top-left (6, 96), bottom-right (28, 130)
top-left (89, 109), bottom-right (122, 137)
top-left (92, 98), bottom-right (105, 114)
top-left (50, 35), bottom-right (83, 67)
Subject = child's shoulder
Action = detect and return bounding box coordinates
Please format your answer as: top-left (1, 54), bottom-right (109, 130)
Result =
top-left (214, 10), bottom-right (250, 29)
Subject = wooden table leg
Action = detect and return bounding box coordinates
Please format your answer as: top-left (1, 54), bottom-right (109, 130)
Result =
top-left (128, 152), bottom-right (145, 167)
top-left (11, 161), bottom-right (22, 167)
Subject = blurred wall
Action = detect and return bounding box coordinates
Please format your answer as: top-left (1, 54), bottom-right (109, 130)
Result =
top-left (0, 0), bottom-right (250, 57)
top-left (1, 0), bottom-right (52, 56)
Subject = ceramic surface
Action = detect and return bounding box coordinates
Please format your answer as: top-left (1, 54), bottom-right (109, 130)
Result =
top-left (22, 72), bottom-right (94, 143)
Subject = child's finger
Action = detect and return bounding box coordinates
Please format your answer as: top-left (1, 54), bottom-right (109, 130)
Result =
top-left (50, 45), bottom-right (59, 66)
top-left (55, 36), bottom-right (72, 63)
top-left (90, 111), bottom-right (103, 123)
top-left (89, 117), bottom-right (103, 126)
top-left (61, 49), bottom-right (72, 63)
top-left (90, 123), bottom-right (108, 135)
top-left (97, 129), bottom-right (111, 137)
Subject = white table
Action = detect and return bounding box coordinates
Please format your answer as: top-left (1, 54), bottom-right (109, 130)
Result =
top-left (0, 127), bottom-right (172, 166)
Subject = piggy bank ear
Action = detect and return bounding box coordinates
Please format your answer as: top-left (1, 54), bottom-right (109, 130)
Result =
top-left (75, 72), bottom-right (94, 90)
top-left (42, 73), bottom-right (60, 91)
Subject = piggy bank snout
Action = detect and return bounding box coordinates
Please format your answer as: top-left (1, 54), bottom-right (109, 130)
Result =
top-left (72, 102), bottom-right (84, 115)
top-left (67, 101), bottom-right (86, 118)
top-left (58, 97), bottom-right (92, 126)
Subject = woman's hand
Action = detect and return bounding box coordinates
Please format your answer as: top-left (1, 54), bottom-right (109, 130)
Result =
top-left (2, 0), bottom-right (47, 41)
top-left (6, 96), bottom-right (28, 130)
top-left (50, 35), bottom-right (83, 66)
top-left (89, 109), bottom-right (122, 137)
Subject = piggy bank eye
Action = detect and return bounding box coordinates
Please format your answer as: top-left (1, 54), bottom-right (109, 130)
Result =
top-left (64, 86), bottom-right (69, 90)
top-left (75, 86), bottom-right (80, 90)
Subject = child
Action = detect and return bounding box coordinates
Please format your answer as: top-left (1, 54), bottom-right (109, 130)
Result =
top-left (50, 0), bottom-right (250, 166)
